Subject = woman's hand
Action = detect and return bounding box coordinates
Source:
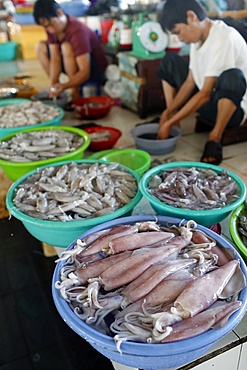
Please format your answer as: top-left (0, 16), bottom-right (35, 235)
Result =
top-left (49, 83), bottom-right (64, 97)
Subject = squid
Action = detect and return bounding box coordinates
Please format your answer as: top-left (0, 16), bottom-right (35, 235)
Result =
top-left (116, 270), bottom-right (197, 319)
top-left (161, 301), bottom-right (242, 342)
top-left (74, 250), bottom-right (133, 285)
top-left (121, 258), bottom-right (197, 307)
top-left (103, 231), bottom-right (175, 255)
top-left (75, 225), bottom-right (139, 258)
top-left (55, 219), bottom-right (246, 349)
top-left (171, 259), bottom-right (239, 319)
top-left (97, 243), bottom-right (185, 291)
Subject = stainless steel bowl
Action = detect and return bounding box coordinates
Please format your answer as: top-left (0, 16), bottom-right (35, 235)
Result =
top-left (0, 87), bottom-right (19, 99)
top-left (31, 89), bottom-right (70, 108)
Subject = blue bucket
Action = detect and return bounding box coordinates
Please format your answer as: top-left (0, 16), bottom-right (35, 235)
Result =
top-left (61, 1), bottom-right (89, 17)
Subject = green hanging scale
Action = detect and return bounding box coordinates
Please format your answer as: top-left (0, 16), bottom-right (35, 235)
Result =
top-left (131, 13), bottom-right (168, 59)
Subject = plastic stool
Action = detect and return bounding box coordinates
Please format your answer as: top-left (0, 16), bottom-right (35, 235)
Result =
top-left (79, 80), bottom-right (101, 97)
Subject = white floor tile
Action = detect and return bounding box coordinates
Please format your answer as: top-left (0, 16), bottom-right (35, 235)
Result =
top-left (111, 361), bottom-right (138, 370)
top-left (192, 345), bottom-right (241, 370)
top-left (238, 342), bottom-right (247, 370)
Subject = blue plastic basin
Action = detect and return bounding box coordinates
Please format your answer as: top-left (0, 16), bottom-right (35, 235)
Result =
top-left (52, 214), bottom-right (247, 369)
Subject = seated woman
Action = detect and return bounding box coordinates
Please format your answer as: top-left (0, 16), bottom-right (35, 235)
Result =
top-left (33, 0), bottom-right (108, 100)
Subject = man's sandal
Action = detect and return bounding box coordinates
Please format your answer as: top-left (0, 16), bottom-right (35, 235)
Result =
top-left (201, 141), bottom-right (223, 166)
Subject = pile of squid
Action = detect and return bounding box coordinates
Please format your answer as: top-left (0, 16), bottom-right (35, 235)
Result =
top-left (55, 219), bottom-right (246, 351)
top-left (12, 162), bottom-right (138, 221)
top-left (88, 130), bottom-right (112, 142)
top-left (147, 167), bottom-right (240, 210)
top-left (238, 201), bottom-right (247, 247)
top-left (0, 129), bottom-right (85, 162)
top-left (0, 101), bottom-right (61, 128)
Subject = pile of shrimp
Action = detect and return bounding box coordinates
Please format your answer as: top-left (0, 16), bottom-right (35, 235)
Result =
top-left (54, 219), bottom-right (246, 351)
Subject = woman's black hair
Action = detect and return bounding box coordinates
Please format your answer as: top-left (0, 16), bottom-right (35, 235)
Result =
top-left (33, 0), bottom-right (62, 24)
top-left (159, 0), bottom-right (207, 32)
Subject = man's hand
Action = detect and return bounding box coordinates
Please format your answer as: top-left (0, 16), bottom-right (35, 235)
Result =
top-left (158, 108), bottom-right (175, 139)
top-left (157, 121), bottom-right (172, 140)
top-left (159, 108), bottom-right (170, 128)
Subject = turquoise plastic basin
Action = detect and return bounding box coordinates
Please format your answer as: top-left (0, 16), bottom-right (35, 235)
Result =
top-left (0, 99), bottom-right (64, 138)
top-left (6, 159), bottom-right (142, 247)
top-left (140, 161), bottom-right (246, 227)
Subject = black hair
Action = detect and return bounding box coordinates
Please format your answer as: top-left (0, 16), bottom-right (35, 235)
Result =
top-left (159, 0), bottom-right (207, 32)
top-left (33, 0), bottom-right (62, 24)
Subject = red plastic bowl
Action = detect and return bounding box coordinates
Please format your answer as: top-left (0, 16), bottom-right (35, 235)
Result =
top-left (72, 96), bottom-right (114, 119)
top-left (84, 126), bottom-right (122, 151)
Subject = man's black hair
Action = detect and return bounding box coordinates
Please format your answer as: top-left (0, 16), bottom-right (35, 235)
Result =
top-left (159, 0), bottom-right (207, 32)
top-left (33, 0), bottom-right (62, 24)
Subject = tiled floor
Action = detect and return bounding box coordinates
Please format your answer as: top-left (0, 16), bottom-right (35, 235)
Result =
top-left (0, 217), bottom-right (115, 370)
top-left (0, 59), bottom-right (246, 370)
